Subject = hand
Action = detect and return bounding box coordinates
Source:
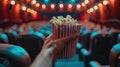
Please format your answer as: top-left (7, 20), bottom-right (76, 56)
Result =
top-left (41, 33), bottom-right (79, 57)
top-left (30, 33), bottom-right (79, 67)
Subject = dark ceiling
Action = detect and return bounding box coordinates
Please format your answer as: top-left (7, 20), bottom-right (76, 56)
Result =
top-left (38, 0), bottom-right (100, 4)
top-left (38, 0), bottom-right (83, 4)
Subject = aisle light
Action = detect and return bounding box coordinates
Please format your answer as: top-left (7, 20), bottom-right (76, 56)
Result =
top-left (22, 6), bottom-right (27, 11)
top-left (30, 9), bottom-right (34, 13)
top-left (98, 3), bottom-right (102, 7)
top-left (82, 3), bottom-right (85, 7)
top-left (85, 0), bottom-right (89, 4)
top-left (36, 3), bottom-right (40, 7)
top-left (94, 5), bottom-right (98, 10)
top-left (76, 4), bottom-right (81, 8)
top-left (87, 10), bottom-right (90, 13)
top-left (90, 8), bottom-right (94, 12)
top-left (59, 3), bottom-right (64, 8)
top-left (42, 4), bottom-right (46, 9)
top-left (31, 0), bottom-right (36, 4)
top-left (27, 8), bottom-right (31, 12)
top-left (50, 4), bottom-right (55, 9)
top-left (10, 0), bottom-right (15, 5)
top-left (68, 4), bottom-right (72, 8)
top-left (33, 11), bottom-right (37, 14)
top-left (103, 0), bottom-right (108, 5)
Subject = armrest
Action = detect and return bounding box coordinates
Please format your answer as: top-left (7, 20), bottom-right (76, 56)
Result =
top-left (76, 42), bottom-right (83, 49)
top-left (76, 42), bottom-right (83, 60)
top-left (76, 42), bottom-right (83, 61)
top-left (80, 48), bottom-right (90, 56)
top-left (76, 42), bottom-right (83, 54)
top-left (80, 48), bottom-right (91, 67)
top-left (89, 61), bottom-right (102, 67)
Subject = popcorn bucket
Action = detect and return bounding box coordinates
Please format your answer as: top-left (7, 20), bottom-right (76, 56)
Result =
top-left (52, 23), bottom-right (80, 59)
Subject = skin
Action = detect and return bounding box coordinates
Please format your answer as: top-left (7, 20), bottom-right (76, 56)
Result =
top-left (30, 33), bottom-right (79, 67)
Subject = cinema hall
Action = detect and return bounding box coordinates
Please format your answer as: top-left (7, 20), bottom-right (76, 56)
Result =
top-left (0, 0), bottom-right (120, 67)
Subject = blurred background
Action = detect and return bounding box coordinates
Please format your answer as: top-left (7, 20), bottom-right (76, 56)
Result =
top-left (0, 0), bottom-right (120, 67)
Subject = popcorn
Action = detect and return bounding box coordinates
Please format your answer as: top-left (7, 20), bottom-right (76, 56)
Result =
top-left (53, 16), bottom-right (57, 19)
top-left (50, 15), bottom-right (79, 25)
top-left (66, 15), bottom-right (72, 19)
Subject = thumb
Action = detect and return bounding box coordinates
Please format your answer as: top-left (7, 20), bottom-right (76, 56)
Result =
top-left (48, 44), bottom-right (56, 53)
top-left (46, 44), bottom-right (56, 55)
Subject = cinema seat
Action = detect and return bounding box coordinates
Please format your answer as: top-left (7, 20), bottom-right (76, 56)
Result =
top-left (79, 30), bottom-right (100, 60)
top-left (0, 33), bottom-right (9, 43)
top-left (4, 31), bottom-right (17, 44)
top-left (76, 42), bottom-right (83, 61)
top-left (0, 44), bottom-right (31, 67)
top-left (80, 29), bottom-right (91, 50)
top-left (89, 43), bottom-right (120, 67)
top-left (81, 32), bottom-right (116, 67)
top-left (109, 32), bottom-right (119, 44)
top-left (39, 28), bottom-right (51, 37)
top-left (91, 34), bottom-right (115, 64)
top-left (14, 34), bottom-right (44, 62)
top-left (110, 43), bottom-right (120, 67)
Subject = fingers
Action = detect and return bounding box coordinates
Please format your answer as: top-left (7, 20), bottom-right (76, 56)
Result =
top-left (45, 40), bottom-right (54, 48)
top-left (46, 34), bottom-right (53, 39)
top-left (42, 40), bottom-right (55, 50)
top-left (44, 33), bottom-right (79, 45)
top-left (43, 43), bottom-right (56, 56)
top-left (42, 33), bottom-right (79, 52)
top-left (47, 44), bottom-right (56, 54)
top-left (53, 33), bottom-right (79, 43)
top-left (44, 34), bottom-right (53, 45)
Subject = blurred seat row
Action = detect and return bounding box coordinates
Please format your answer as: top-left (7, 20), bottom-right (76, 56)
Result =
top-left (0, 22), bottom-right (120, 67)
top-left (77, 22), bottom-right (120, 67)
top-left (0, 23), bottom-right (52, 67)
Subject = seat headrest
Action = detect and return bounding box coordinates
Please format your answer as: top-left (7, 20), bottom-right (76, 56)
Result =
top-left (32, 32), bottom-right (45, 39)
top-left (15, 34), bottom-right (44, 62)
top-left (110, 43), bottom-right (120, 67)
top-left (0, 44), bottom-right (31, 67)
top-left (111, 43), bottom-right (120, 53)
top-left (0, 34), bottom-right (9, 43)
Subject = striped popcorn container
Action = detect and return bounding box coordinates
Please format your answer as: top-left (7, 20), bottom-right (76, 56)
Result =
top-left (52, 23), bottom-right (80, 59)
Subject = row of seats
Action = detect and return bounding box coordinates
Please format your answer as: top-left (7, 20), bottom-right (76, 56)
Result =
top-left (77, 22), bottom-right (120, 67)
top-left (0, 22), bottom-right (120, 67)
top-left (0, 23), bottom-right (52, 67)
top-left (0, 44), bottom-right (31, 67)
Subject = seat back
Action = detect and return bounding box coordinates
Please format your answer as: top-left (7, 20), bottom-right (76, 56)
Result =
top-left (91, 34), bottom-right (116, 65)
top-left (81, 33), bottom-right (91, 50)
top-left (5, 33), bottom-right (16, 44)
top-left (0, 44), bottom-right (31, 67)
top-left (109, 32), bottom-right (119, 43)
top-left (110, 43), bottom-right (120, 67)
top-left (15, 34), bottom-right (44, 62)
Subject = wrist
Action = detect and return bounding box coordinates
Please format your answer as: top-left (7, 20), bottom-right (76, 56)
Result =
top-left (40, 49), bottom-right (52, 57)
